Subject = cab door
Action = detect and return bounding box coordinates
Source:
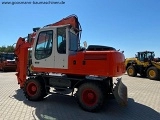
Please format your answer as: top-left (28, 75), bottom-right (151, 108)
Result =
top-left (32, 28), bottom-right (55, 68)
top-left (54, 27), bottom-right (68, 69)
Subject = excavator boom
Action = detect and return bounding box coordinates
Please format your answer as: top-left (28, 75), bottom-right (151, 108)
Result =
top-left (29, 15), bottom-right (81, 46)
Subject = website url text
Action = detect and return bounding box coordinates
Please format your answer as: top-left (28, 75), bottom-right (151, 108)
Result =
top-left (1, 1), bottom-right (65, 5)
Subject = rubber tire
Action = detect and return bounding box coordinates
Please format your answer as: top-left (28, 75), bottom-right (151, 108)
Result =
top-left (77, 82), bottom-right (104, 112)
top-left (127, 66), bottom-right (137, 77)
top-left (23, 78), bottom-right (45, 101)
top-left (147, 66), bottom-right (159, 80)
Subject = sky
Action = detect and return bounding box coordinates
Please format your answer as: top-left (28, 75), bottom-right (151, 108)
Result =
top-left (0, 0), bottom-right (160, 58)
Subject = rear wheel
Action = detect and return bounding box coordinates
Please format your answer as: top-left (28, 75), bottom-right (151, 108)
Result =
top-left (147, 66), bottom-right (159, 80)
top-left (127, 66), bottom-right (137, 77)
top-left (77, 82), bottom-right (104, 112)
top-left (23, 78), bottom-right (46, 101)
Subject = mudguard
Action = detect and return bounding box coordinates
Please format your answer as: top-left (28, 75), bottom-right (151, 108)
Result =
top-left (113, 78), bottom-right (128, 106)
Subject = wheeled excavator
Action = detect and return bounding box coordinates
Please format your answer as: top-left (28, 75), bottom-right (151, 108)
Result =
top-left (14, 15), bottom-right (127, 112)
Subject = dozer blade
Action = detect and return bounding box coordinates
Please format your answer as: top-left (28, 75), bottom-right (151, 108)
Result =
top-left (112, 78), bottom-right (128, 106)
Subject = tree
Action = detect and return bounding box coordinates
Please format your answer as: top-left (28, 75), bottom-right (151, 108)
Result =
top-left (0, 46), bottom-right (6, 52)
top-left (0, 45), bottom-right (15, 53)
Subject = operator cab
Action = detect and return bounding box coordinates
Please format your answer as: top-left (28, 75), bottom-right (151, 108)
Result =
top-left (137, 51), bottom-right (155, 62)
top-left (32, 25), bottom-right (79, 69)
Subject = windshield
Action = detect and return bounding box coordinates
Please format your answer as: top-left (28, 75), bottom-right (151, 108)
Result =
top-left (35, 30), bottom-right (53, 60)
top-left (69, 31), bottom-right (79, 51)
top-left (138, 52), bottom-right (154, 61)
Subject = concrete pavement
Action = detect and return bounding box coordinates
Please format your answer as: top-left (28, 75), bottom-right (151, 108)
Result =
top-left (0, 72), bottom-right (159, 120)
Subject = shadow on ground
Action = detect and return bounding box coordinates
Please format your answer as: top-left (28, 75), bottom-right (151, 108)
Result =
top-left (13, 89), bottom-right (160, 120)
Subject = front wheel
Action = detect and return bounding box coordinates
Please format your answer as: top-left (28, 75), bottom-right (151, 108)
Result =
top-left (127, 66), bottom-right (137, 77)
top-left (147, 66), bottom-right (159, 80)
top-left (23, 78), bottom-right (46, 101)
top-left (76, 82), bottom-right (104, 112)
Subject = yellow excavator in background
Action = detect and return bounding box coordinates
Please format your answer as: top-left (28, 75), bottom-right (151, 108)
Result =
top-left (125, 51), bottom-right (160, 80)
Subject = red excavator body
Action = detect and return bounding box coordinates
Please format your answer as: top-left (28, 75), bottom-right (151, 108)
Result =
top-left (14, 15), bottom-right (127, 112)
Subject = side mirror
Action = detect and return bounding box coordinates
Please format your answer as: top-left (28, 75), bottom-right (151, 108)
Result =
top-left (83, 41), bottom-right (87, 49)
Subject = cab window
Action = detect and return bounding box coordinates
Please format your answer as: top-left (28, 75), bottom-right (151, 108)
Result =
top-left (69, 31), bottom-right (78, 51)
top-left (57, 27), bottom-right (66, 54)
top-left (35, 30), bottom-right (53, 60)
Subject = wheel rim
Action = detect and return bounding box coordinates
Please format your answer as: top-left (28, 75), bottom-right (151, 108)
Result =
top-left (82, 89), bottom-right (97, 106)
top-left (149, 70), bottom-right (156, 78)
top-left (27, 82), bottom-right (38, 96)
top-left (128, 68), bottom-right (133, 75)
